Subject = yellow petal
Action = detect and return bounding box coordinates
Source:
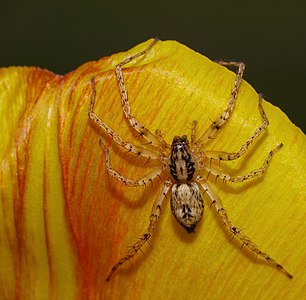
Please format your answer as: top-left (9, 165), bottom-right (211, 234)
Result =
top-left (0, 39), bottom-right (305, 299)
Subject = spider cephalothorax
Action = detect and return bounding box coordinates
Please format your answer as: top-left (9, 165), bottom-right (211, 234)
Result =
top-left (88, 38), bottom-right (292, 281)
top-left (169, 135), bottom-right (196, 182)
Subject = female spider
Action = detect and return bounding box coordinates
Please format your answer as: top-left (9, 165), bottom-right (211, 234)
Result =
top-left (88, 38), bottom-right (292, 281)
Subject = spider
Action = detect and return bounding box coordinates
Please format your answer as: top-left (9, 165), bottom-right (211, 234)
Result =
top-left (88, 38), bottom-right (293, 281)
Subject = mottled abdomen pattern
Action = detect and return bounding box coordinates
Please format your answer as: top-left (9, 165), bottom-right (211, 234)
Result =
top-left (170, 183), bottom-right (204, 233)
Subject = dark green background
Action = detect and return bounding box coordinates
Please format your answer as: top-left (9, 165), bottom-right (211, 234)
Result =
top-left (1, 1), bottom-right (305, 131)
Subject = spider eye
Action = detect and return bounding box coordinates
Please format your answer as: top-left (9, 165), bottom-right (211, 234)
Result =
top-left (182, 135), bottom-right (188, 144)
top-left (172, 135), bottom-right (189, 145)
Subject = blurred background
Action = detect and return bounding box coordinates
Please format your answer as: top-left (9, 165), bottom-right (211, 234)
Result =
top-left (1, 0), bottom-right (305, 131)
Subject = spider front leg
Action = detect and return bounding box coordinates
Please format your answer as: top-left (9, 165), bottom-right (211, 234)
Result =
top-left (100, 139), bottom-right (163, 187)
top-left (198, 177), bottom-right (293, 279)
top-left (88, 77), bottom-right (160, 160)
top-left (115, 38), bottom-right (167, 149)
top-left (204, 94), bottom-right (270, 162)
top-left (106, 181), bottom-right (171, 281)
top-left (195, 61), bottom-right (245, 148)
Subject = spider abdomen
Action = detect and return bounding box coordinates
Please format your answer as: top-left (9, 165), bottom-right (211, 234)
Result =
top-left (170, 183), bottom-right (204, 233)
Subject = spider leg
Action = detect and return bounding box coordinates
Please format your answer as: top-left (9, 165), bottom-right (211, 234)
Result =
top-left (115, 38), bottom-right (167, 149)
top-left (88, 77), bottom-right (160, 159)
top-left (100, 139), bottom-right (163, 186)
top-left (197, 178), bottom-right (292, 279)
top-left (106, 181), bottom-right (171, 281)
top-left (195, 61), bottom-right (245, 148)
top-left (204, 94), bottom-right (270, 161)
top-left (203, 143), bottom-right (283, 183)
top-left (155, 129), bottom-right (170, 149)
top-left (190, 120), bottom-right (198, 146)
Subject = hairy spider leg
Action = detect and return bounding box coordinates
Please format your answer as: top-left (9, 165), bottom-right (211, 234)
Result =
top-left (100, 139), bottom-right (163, 187)
top-left (195, 61), bottom-right (245, 148)
top-left (106, 181), bottom-right (172, 281)
top-left (203, 143), bottom-right (283, 183)
top-left (88, 77), bottom-right (160, 160)
top-left (204, 94), bottom-right (270, 161)
top-left (197, 177), bottom-right (293, 279)
top-left (115, 38), bottom-right (168, 149)
top-left (190, 120), bottom-right (198, 146)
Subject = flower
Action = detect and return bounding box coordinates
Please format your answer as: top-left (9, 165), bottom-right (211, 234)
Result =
top-left (0, 39), bottom-right (305, 299)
